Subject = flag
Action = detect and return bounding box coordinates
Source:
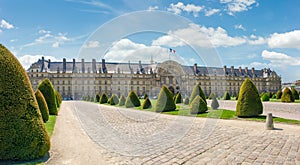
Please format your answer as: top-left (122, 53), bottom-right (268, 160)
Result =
top-left (169, 48), bottom-right (176, 53)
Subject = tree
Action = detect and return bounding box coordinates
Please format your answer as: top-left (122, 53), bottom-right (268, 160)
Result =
top-left (189, 83), bottom-right (207, 105)
top-left (211, 96), bottom-right (219, 110)
top-left (291, 87), bottom-right (299, 100)
top-left (119, 95), bottom-right (126, 106)
top-left (175, 92), bottom-right (182, 104)
top-left (276, 90), bottom-right (282, 99)
top-left (109, 94), bottom-right (119, 105)
top-left (35, 89), bottom-right (49, 123)
top-left (37, 78), bottom-right (58, 115)
top-left (100, 93), bottom-right (108, 104)
top-left (223, 91), bottom-right (231, 100)
top-left (155, 86), bottom-right (176, 112)
top-left (190, 95), bottom-right (208, 114)
top-left (142, 97), bottom-right (152, 109)
top-left (261, 93), bottom-right (270, 101)
top-left (0, 44), bottom-right (50, 160)
top-left (95, 93), bottom-right (101, 102)
top-left (281, 88), bottom-right (294, 103)
top-left (236, 78), bottom-right (263, 117)
top-left (125, 91), bottom-right (141, 108)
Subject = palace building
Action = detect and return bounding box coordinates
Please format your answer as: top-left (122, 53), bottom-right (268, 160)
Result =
top-left (27, 57), bottom-right (281, 100)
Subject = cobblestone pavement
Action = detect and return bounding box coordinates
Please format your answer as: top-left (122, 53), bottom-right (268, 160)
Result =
top-left (54, 101), bottom-right (300, 164)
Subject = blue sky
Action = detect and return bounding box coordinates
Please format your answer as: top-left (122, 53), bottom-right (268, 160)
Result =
top-left (0, 0), bottom-right (300, 83)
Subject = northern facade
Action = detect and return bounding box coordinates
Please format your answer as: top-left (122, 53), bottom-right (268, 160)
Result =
top-left (27, 57), bottom-right (281, 100)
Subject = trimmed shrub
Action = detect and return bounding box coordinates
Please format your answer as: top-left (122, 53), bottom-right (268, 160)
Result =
top-left (223, 91), bottom-right (231, 100)
top-left (281, 88), bottom-right (294, 103)
top-left (189, 83), bottom-right (207, 104)
top-left (276, 90), bottom-right (282, 99)
top-left (190, 95), bottom-right (208, 114)
top-left (119, 95), bottom-right (126, 106)
top-left (35, 89), bottom-right (50, 123)
top-left (208, 93), bottom-right (215, 100)
top-left (89, 96), bottom-right (94, 102)
top-left (175, 92), bottom-right (182, 104)
top-left (291, 87), bottom-right (299, 100)
top-left (155, 86), bottom-right (176, 112)
top-left (211, 97), bottom-right (219, 110)
top-left (100, 93), bottom-right (108, 104)
top-left (144, 93), bottom-right (148, 99)
top-left (125, 91), bottom-right (141, 108)
top-left (261, 93), bottom-right (270, 101)
top-left (236, 78), bottom-right (263, 117)
top-left (184, 97), bottom-right (189, 105)
top-left (109, 94), bottom-right (119, 105)
top-left (37, 78), bottom-right (58, 115)
top-left (0, 44), bottom-right (50, 160)
top-left (95, 93), bottom-right (101, 102)
top-left (55, 91), bottom-right (62, 108)
top-left (142, 97), bottom-right (152, 109)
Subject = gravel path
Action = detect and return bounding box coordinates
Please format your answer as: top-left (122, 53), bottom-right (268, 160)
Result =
top-left (46, 101), bottom-right (300, 164)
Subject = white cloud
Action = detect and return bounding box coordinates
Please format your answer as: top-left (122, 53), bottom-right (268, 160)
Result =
top-left (83, 40), bottom-right (101, 48)
top-left (204, 8), bottom-right (221, 16)
top-left (152, 35), bottom-right (185, 47)
top-left (0, 19), bottom-right (14, 29)
top-left (234, 24), bottom-right (246, 31)
top-left (18, 55), bottom-right (63, 69)
top-left (104, 39), bottom-right (186, 64)
top-left (267, 30), bottom-right (300, 49)
top-left (148, 6), bottom-right (159, 11)
top-left (261, 50), bottom-right (300, 67)
top-left (52, 42), bottom-right (60, 48)
top-left (167, 2), bottom-right (204, 17)
top-left (221, 0), bottom-right (258, 15)
top-left (152, 23), bottom-right (247, 48)
top-left (247, 35), bottom-right (266, 45)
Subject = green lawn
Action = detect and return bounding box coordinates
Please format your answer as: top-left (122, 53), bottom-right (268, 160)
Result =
top-left (45, 115), bottom-right (57, 137)
top-left (269, 99), bottom-right (300, 103)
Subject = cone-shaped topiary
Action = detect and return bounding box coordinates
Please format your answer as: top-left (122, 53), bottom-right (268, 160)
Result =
top-left (109, 94), bottom-right (119, 105)
top-left (95, 93), bottom-right (101, 102)
top-left (261, 93), bottom-right (270, 101)
top-left (155, 86), bottom-right (176, 112)
top-left (211, 96), bottom-right (219, 110)
top-left (0, 44), bottom-right (50, 160)
top-left (189, 83), bottom-right (207, 104)
top-left (291, 87), bottom-right (299, 100)
top-left (184, 96), bottom-right (189, 105)
top-left (190, 95), bottom-right (208, 114)
top-left (119, 95), bottom-right (126, 106)
top-left (223, 91), bottom-right (231, 100)
top-left (208, 93), bottom-right (215, 100)
top-left (276, 90), bottom-right (282, 99)
top-left (142, 97), bottom-right (152, 109)
top-left (100, 93), bottom-right (108, 104)
top-left (55, 91), bottom-right (62, 108)
top-left (236, 78), bottom-right (263, 117)
top-left (125, 91), bottom-right (141, 108)
top-left (281, 88), bottom-right (294, 103)
top-left (37, 78), bottom-right (58, 115)
top-left (144, 93), bottom-right (148, 99)
top-left (175, 92), bottom-right (182, 104)
top-left (35, 89), bottom-right (49, 123)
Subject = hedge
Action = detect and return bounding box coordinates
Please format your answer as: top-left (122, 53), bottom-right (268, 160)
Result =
top-left (0, 44), bottom-right (50, 160)
top-left (261, 93), bottom-right (270, 101)
top-left (189, 83), bottom-right (206, 104)
top-left (155, 86), bottom-right (176, 112)
top-left (281, 88), bottom-right (294, 103)
top-left (236, 78), bottom-right (263, 117)
top-left (35, 89), bottom-right (50, 123)
top-left (190, 95), bottom-right (208, 114)
top-left (142, 97), bottom-right (152, 109)
top-left (95, 93), bottom-right (101, 102)
top-left (223, 91), bottom-right (231, 100)
top-left (175, 92), bottom-right (182, 104)
top-left (119, 95), bottom-right (126, 106)
top-left (184, 97), bottom-right (189, 105)
top-left (109, 94), bottom-right (119, 105)
top-left (211, 96), bottom-right (219, 110)
top-left (37, 78), bottom-right (58, 115)
top-left (125, 91), bottom-right (141, 108)
top-left (100, 93), bottom-right (108, 104)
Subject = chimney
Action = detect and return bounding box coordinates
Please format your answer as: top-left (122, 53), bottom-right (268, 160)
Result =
top-left (117, 67), bottom-right (120, 74)
top-left (92, 59), bottom-right (96, 73)
top-left (238, 66), bottom-right (242, 74)
top-left (251, 67), bottom-right (255, 74)
top-left (102, 59), bottom-right (107, 73)
top-left (230, 66), bottom-right (234, 73)
top-left (41, 57), bottom-right (45, 72)
top-left (81, 59), bottom-right (85, 73)
top-left (223, 65), bottom-right (227, 74)
top-left (48, 59), bottom-right (51, 69)
top-left (194, 63), bottom-right (198, 75)
top-left (245, 67), bottom-right (248, 75)
top-left (72, 59), bottom-right (76, 73)
top-left (63, 58), bottom-right (66, 73)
